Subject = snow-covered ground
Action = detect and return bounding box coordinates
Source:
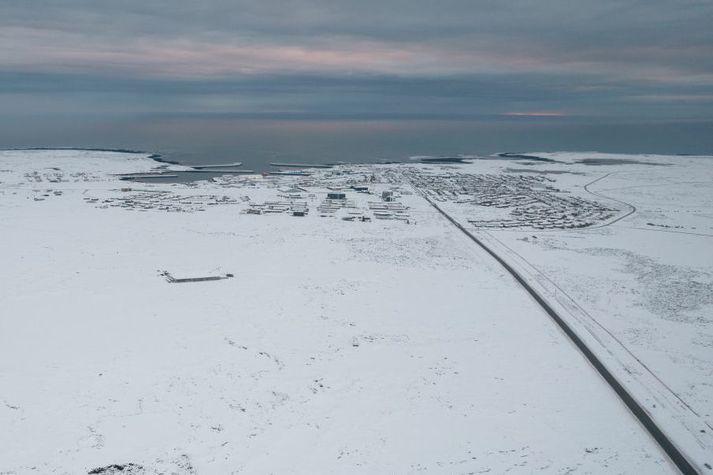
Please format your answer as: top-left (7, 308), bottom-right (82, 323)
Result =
top-left (409, 151), bottom-right (713, 472)
top-left (0, 149), bottom-right (703, 473)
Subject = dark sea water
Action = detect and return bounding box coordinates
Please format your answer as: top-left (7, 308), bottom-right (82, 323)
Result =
top-left (1, 116), bottom-right (711, 171)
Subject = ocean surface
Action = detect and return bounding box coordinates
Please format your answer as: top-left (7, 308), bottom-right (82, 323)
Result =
top-left (1, 116), bottom-right (711, 171)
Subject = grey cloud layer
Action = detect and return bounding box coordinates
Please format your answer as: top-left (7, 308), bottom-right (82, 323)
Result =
top-left (1, 0), bottom-right (712, 119)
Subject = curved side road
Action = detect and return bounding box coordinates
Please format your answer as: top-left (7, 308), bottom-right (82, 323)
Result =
top-left (584, 173), bottom-right (637, 227)
top-left (422, 194), bottom-right (699, 475)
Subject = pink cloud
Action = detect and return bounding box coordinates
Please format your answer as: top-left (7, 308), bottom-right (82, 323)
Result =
top-left (501, 111), bottom-right (568, 117)
top-left (0, 27), bottom-right (454, 78)
top-left (2, 26), bottom-right (713, 86)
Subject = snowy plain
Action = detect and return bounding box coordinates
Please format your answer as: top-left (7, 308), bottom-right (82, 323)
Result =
top-left (413, 151), bottom-right (713, 472)
top-left (0, 149), bottom-right (707, 473)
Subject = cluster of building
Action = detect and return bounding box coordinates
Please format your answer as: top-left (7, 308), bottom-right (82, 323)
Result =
top-left (244, 199), bottom-right (310, 216)
top-left (317, 193), bottom-right (359, 217)
top-left (92, 189), bottom-right (238, 212)
top-left (404, 170), bottom-right (617, 229)
top-left (22, 170), bottom-right (97, 184)
top-left (66, 163), bottom-right (420, 223)
top-left (238, 181), bottom-right (411, 222)
top-left (28, 189), bottom-right (64, 202)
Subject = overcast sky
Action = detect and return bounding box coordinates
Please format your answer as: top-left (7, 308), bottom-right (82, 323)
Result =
top-left (1, 0), bottom-right (713, 121)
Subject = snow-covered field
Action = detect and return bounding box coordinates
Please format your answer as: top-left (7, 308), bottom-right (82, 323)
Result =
top-left (410, 151), bottom-right (713, 472)
top-left (0, 149), bottom-right (707, 473)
